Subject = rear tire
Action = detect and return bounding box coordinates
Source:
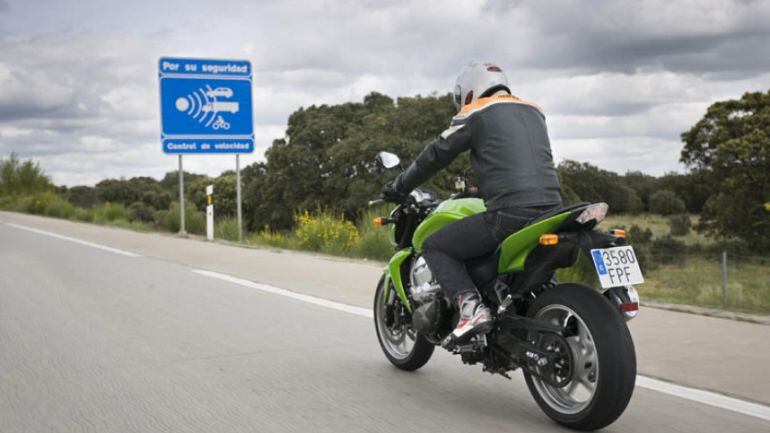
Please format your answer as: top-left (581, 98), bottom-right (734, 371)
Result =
top-left (524, 284), bottom-right (636, 431)
top-left (373, 276), bottom-right (434, 371)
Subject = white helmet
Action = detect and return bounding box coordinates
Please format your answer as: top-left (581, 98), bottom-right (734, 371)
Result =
top-left (453, 62), bottom-right (510, 111)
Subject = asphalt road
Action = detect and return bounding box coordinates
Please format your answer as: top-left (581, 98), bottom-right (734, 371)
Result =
top-left (1, 222), bottom-right (768, 433)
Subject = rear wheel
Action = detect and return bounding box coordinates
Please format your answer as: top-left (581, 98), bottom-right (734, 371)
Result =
top-left (524, 284), bottom-right (636, 431)
top-left (373, 276), bottom-right (434, 371)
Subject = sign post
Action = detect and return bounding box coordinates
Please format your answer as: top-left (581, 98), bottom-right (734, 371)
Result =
top-left (159, 57), bottom-right (254, 240)
top-left (178, 155), bottom-right (186, 235)
top-left (236, 154), bottom-right (243, 243)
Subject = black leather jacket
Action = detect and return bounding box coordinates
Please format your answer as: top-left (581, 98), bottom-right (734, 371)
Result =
top-left (395, 93), bottom-right (562, 211)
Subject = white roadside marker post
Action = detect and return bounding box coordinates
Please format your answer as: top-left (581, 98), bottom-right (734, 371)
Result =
top-left (206, 184), bottom-right (214, 241)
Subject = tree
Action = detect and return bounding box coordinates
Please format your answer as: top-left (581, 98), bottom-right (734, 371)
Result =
top-left (189, 173), bottom-right (237, 216)
top-left (93, 176), bottom-right (171, 210)
top-left (557, 160), bottom-right (643, 214)
top-left (159, 170), bottom-right (207, 198)
top-left (655, 171), bottom-right (711, 214)
top-left (622, 171), bottom-right (658, 210)
top-left (681, 90), bottom-right (770, 252)
top-left (0, 153), bottom-right (52, 196)
top-left (668, 214), bottom-right (692, 236)
top-left (66, 185), bottom-right (99, 208)
top-left (245, 92), bottom-right (460, 230)
top-left (649, 190), bottom-right (686, 215)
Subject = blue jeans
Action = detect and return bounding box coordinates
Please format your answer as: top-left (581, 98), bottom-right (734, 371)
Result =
top-left (422, 205), bottom-right (558, 302)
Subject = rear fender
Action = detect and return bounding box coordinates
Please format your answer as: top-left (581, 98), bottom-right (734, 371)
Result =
top-left (382, 248), bottom-right (413, 312)
top-left (510, 230), bottom-right (626, 294)
top-left (497, 212), bottom-right (571, 273)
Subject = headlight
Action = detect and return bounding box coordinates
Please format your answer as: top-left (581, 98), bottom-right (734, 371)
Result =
top-left (576, 202), bottom-right (608, 224)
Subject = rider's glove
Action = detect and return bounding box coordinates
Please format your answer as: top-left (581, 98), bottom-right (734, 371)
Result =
top-left (380, 179), bottom-right (408, 203)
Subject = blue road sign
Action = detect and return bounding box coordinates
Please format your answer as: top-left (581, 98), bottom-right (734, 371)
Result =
top-left (159, 58), bottom-right (254, 154)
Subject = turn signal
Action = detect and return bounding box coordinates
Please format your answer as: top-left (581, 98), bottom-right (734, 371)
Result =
top-left (610, 229), bottom-right (626, 238)
top-left (539, 234), bottom-right (559, 246)
top-left (373, 217), bottom-right (386, 227)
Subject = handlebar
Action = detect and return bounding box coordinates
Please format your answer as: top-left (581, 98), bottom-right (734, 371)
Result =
top-left (449, 186), bottom-right (480, 200)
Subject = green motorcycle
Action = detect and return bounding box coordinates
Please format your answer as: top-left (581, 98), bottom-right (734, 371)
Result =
top-left (372, 151), bottom-right (642, 431)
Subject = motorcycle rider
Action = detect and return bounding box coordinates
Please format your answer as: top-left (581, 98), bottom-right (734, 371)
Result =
top-left (381, 62), bottom-right (563, 348)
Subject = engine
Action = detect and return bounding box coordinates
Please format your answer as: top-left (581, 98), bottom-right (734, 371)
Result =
top-left (409, 256), bottom-right (440, 301)
top-left (409, 256), bottom-right (447, 334)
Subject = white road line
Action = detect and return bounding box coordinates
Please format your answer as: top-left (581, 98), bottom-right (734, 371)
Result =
top-left (194, 268), bottom-right (770, 422)
top-left (5, 223), bottom-right (142, 258)
top-left (635, 376), bottom-right (770, 421)
top-left (192, 269), bottom-right (372, 318)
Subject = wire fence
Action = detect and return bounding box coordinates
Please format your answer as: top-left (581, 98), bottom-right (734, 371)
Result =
top-left (633, 251), bottom-right (769, 314)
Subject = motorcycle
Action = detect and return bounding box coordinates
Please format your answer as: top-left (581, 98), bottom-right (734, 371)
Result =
top-left (371, 151), bottom-right (641, 431)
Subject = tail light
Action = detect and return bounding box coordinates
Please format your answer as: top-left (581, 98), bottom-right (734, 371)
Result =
top-left (576, 202), bottom-right (609, 224)
top-left (603, 285), bottom-right (640, 321)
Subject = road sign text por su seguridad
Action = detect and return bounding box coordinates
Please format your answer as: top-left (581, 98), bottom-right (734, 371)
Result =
top-left (161, 61), bottom-right (249, 75)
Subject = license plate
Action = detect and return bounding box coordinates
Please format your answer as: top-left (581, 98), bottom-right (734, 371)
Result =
top-left (590, 246), bottom-right (644, 289)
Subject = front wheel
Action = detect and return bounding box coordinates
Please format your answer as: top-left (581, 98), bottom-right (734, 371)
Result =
top-left (524, 284), bottom-right (636, 431)
top-left (373, 276), bottom-right (434, 371)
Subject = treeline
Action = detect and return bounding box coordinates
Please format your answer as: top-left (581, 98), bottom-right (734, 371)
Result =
top-left (1, 89), bottom-right (767, 253)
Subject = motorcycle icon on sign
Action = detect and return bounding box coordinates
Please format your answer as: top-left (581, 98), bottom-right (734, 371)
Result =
top-left (174, 85), bottom-right (238, 129)
top-left (212, 116), bottom-right (230, 130)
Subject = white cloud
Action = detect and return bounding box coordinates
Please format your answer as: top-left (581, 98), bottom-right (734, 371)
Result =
top-left (0, 0), bottom-right (768, 185)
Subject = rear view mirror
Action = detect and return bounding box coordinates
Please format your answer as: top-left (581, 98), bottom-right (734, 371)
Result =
top-left (377, 151), bottom-right (401, 169)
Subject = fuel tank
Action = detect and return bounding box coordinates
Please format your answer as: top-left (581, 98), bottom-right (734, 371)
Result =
top-left (412, 198), bottom-right (486, 252)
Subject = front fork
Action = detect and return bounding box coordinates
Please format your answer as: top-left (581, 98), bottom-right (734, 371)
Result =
top-left (382, 248), bottom-right (413, 312)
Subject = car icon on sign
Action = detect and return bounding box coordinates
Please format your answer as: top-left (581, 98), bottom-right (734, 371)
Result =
top-left (206, 87), bottom-right (233, 99)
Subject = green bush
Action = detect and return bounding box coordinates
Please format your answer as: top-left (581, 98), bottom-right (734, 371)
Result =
top-left (0, 195), bottom-right (14, 209)
top-left (627, 224), bottom-right (654, 271)
top-left (93, 202), bottom-right (131, 224)
top-left (355, 228), bottom-right (392, 261)
top-left (354, 205), bottom-right (393, 261)
top-left (651, 235), bottom-right (687, 265)
top-left (8, 195), bottom-right (35, 213)
top-left (43, 197), bottom-right (77, 219)
top-left (294, 210), bottom-right (360, 255)
top-left (708, 239), bottom-right (751, 257)
top-left (668, 214), bottom-right (691, 236)
top-left (129, 201), bottom-right (156, 223)
top-left (163, 202), bottom-right (205, 235)
top-left (649, 190), bottom-right (686, 215)
top-left (215, 217), bottom-right (241, 242)
top-left (70, 207), bottom-right (94, 222)
top-left (22, 191), bottom-right (61, 215)
top-left (628, 224), bottom-right (653, 244)
top-left (0, 192), bottom-right (77, 219)
top-left (247, 226), bottom-right (300, 250)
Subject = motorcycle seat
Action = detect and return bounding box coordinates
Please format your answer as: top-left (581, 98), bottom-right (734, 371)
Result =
top-left (526, 202), bottom-right (589, 226)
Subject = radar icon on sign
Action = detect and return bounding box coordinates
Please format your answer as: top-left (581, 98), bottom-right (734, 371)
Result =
top-left (174, 85), bottom-right (239, 129)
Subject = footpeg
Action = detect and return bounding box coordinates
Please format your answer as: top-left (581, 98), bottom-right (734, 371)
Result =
top-left (447, 334), bottom-right (487, 353)
top-left (498, 294), bottom-right (513, 315)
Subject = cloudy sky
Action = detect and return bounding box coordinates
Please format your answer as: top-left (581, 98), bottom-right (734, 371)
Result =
top-left (0, 0), bottom-right (769, 186)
